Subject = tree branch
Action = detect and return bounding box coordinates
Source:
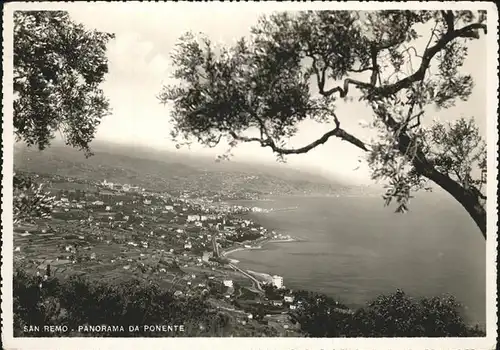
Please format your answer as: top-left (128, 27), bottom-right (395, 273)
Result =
top-left (317, 18), bottom-right (486, 101)
top-left (229, 113), bottom-right (368, 155)
top-left (372, 20), bottom-right (487, 97)
top-left (348, 66), bottom-right (374, 73)
top-left (320, 78), bottom-right (373, 98)
top-left (441, 10), bottom-right (455, 32)
top-left (369, 44), bottom-right (379, 86)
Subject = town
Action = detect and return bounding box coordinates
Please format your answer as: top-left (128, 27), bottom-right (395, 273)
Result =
top-left (13, 170), bottom-right (308, 335)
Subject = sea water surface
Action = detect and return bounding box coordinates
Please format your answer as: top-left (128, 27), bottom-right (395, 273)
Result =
top-left (228, 192), bottom-right (486, 326)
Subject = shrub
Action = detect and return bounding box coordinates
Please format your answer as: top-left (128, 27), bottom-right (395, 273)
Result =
top-left (293, 289), bottom-right (485, 337)
top-left (13, 267), bottom-right (231, 337)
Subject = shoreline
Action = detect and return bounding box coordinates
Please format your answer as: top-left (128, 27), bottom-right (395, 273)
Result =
top-left (223, 237), bottom-right (297, 258)
top-left (222, 236), bottom-right (298, 286)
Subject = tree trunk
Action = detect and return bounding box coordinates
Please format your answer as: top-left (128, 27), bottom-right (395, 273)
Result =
top-left (414, 161), bottom-right (487, 239)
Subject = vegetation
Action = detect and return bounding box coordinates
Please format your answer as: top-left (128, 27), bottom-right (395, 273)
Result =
top-left (13, 10), bottom-right (115, 224)
top-left (13, 267), bottom-right (231, 337)
top-left (161, 10), bottom-right (488, 238)
top-left (14, 10), bottom-right (114, 156)
top-left (291, 289), bottom-right (486, 337)
top-left (13, 172), bottom-right (55, 225)
top-left (15, 267), bottom-right (484, 337)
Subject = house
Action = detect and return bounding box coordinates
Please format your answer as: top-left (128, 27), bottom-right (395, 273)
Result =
top-left (184, 242), bottom-right (192, 250)
top-left (271, 300), bottom-right (283, 307)
top-left (223, 280), bottom-right (233, 288)
top-left (174, 290), bottom-right (183, 297)
top-left (144, 199), bottom-right (152, 205)
top-left (284, 295), bottom-right (295, 303)
top-left (272, 275), bottom-right (284, 289)
top-left (187, 215), bottom-right (201, 222)
top-left (289, 304), bottom-right (297, 310)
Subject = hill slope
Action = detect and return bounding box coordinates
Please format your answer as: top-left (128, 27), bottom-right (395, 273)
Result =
top-left (14, 142), bottom-right (347, 197)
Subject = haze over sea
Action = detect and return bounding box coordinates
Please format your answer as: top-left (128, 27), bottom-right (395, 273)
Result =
top-left (228, 192), bottom-right (486, 326)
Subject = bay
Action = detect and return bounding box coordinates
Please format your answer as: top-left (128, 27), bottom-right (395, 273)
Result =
top-left (228, 191), bottom-right (486, 326)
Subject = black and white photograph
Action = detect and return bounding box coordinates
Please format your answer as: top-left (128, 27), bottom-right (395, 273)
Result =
top-left (1, 2), bottom-right (498, 349)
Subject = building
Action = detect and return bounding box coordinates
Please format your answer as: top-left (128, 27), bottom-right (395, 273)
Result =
top-left (271, 300), bottom-right (283, 307)
top-left (284, 295), bottom-right (294, 303)
top-left (187, 214), bottom-right (201, 222)
top-left (272, 275), bottom-right (284, 289)
top-left (223, 280), bottom-right (233, 288)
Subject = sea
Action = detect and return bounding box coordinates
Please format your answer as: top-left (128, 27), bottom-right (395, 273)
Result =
top-left (227, 191), bottom-right (486, 326)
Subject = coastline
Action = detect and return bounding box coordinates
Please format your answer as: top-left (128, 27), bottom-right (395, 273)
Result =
top-left (222, 236), bottom-right (298, 286)
top-left (223, 237), bottom-right (297, 258)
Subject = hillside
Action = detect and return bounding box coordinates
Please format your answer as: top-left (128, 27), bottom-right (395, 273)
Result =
top-left (14, 142), bottom-right (348, 197)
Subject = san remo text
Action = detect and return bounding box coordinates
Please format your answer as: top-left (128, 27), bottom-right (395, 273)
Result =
top-left (22, 325), bottom-right (185, 333)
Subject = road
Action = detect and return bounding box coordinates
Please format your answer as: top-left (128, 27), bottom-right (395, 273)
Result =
top-left (228, 263), bottom-right (264, 292)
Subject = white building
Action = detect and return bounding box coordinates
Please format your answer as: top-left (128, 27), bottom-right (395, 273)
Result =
top-left (272, 275), bottom-right (284, 289)
top-left (284, 295), bottom-right (294, 303)
top-left (184, 242), bottom-right (192, 250)
top-left (187, 214), bottom-right (201, 222)
top-left (223, 280), bottom-right (233, 288)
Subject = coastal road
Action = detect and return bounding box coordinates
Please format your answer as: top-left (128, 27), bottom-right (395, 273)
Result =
top-left (228, 263), bottom-right (264, 293)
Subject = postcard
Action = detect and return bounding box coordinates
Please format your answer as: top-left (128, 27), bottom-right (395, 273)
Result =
top-left (2, 1), bottom-right (498, 349)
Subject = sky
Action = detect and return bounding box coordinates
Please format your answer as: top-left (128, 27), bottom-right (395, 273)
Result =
top-left (60, 3), bottom-right (488, 184)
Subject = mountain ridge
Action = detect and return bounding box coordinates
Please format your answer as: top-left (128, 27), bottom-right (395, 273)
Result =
top-left (14, 142), bottom-right (350, 196)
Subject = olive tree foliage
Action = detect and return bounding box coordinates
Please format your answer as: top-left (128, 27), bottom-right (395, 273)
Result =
top-left (160, 10), bottom-right (489, 238)
top-left (13, 173), bottom-right (55, 225)
top-left (13, 10), bottom-right (114, 156)
top-left (12, 11), bottom-right (114, 224)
